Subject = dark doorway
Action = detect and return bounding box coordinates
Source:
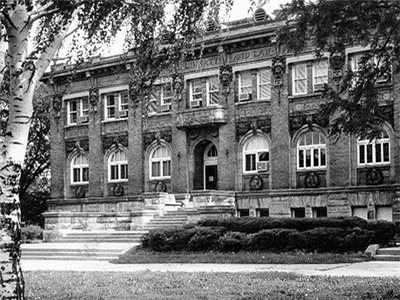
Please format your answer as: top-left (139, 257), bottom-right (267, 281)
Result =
top-left (205, 165), bottom-right (218, 190)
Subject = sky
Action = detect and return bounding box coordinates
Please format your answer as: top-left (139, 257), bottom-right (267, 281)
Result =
top-left (58, 0), bottom-right (291, 58)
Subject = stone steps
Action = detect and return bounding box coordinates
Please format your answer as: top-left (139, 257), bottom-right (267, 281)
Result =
top-left (142, 208), bottom-right (199, 230)
top-left (58, 231), bottom-right (147, 243)
top-left (373, 247), bottom-right (400, 261)
top-left (22, 247), bottom-right (122, 261)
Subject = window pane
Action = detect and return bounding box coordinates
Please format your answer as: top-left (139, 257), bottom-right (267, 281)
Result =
top-left (367, 144), bottom-right (373, 163)
top-left (152, 162), bottom-right (161, 177)
top-left (121, 92), bottom-right (129, 111)
top-left (121, 164), bottom-right (128, 179)
top-left (209, 92), bottom-right (219, 105)
top-left (82, 98), bottom-right (89, 115)
top-left (376, 143), bottom-right (382, 163)
top-left (313, 149), bottom-right (319, 167)
top-left (82, 167), bottom-right (89, 182)
top-left (259, 69), bottom-right (271, 100)
top-left (383, 143), bottom-right (389, 162)
top-left (240, 71), bottom-right (252, 93)
top-left (163, 160), bottom-right (171, 176)
top-left (245, 154), bottom-right (256, 171)
top-left (259, 152), bottom-right (269, 162)
top-left (299, 150), bottom-right (304, 168)
top-left (111, 165), bottom-right (118, 180)
top-left (314, 60), bottom-right (328, 84)
top-left (359, 145), bottom-right (365, 164)
top-left (320, 148), bottom-right (326, 166)
top-left (305, 149), bottom-right (311, 167)
top-left (73, 168), bottom-right (80, 183)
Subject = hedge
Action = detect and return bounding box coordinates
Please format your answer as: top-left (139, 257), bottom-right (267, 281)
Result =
top-left (141, 217), bottom-right (396, 253)
top-left (197, 216), bottom-right (372, 233)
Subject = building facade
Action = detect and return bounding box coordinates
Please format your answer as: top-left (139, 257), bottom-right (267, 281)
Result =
top-left (45, 10), bottom-right (400, 231)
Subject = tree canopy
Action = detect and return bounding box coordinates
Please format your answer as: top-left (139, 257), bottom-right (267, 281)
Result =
top-left (278, 0), bottom-right (400, 140)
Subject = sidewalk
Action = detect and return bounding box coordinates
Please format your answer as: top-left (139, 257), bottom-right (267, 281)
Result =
top-left (21, 260), bottom-right (400, 277)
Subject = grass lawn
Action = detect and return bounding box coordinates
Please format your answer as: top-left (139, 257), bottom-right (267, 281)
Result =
top-left (113, 247), bottom-right (370, 264)
top-left (25, 270), bottom-right (400, 300)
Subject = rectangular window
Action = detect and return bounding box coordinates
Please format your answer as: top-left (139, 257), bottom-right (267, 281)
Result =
top-left (256, 208), bottom-right (269, 217)
top-left (352, 206), bottom-right (367, 220)
top-left (161, 83), bottom-right (172, 105)
top-left (148, 88), bottom-right (159, 115)
top-left (291, 207), bottom-right (305, 218)
top-left (239, 71), bottom-right (252, 101)
top-left (258, 68), bottom-right (271, 100)
top-left (238, 209), bottom-right (250, 217)
top-left (69, 100), bottom-right (78, 124)
top-left (376, 206), bottom-right (393, 222)
top-left (106, 94), bottom-right (117, 119)
top-left (190, 79), bottom-right (203, 107)
top-left (312, 207), bottom-right (327, 218)
top-left (207, 76), bottom-right (219, 106)
top-left (120, 92), bottom-right (129, 112)
top-left (313, 60), bottom-right (328, 91)
top-left (293, 63), bottom-right (307, 95)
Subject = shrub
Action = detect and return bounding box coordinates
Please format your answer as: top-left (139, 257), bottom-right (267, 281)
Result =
top-left (197, 216), bottom-right (370, 233)
top-left (141, 226), bottom-right (198, 252)
top-left (21, 225), bottom-right (43, 242)
top-left (366, 220), bottom-right (396, 246)
top-left (188, 227), bottom-right (226, 251)
top-left (248, 229), bottom-right (302, 252)
top-left (301, 227), bottom-right (345, 253)
top-left (218, 232), bottom-right (249, 252)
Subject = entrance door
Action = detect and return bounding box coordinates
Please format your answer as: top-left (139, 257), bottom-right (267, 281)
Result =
top-left (204, 143), bottom-right (218, 190)
top-left (205, 165), bottom-right (218, 190)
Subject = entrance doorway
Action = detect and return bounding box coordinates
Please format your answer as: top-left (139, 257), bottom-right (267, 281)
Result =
top-left (204, 144), bottom-right (218, 190)
top-left (193, 141), bottom-right (218, 190)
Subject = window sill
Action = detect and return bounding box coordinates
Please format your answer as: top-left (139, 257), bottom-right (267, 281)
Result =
top-left (288, 93), bottom-right (323, 101)
top-left (297, 168), bottom-right (326, 172)
top-left (150, 177), bottom-right (171, 181)
top-left (235, 99), bottom-right (271, 106)
top-left (71, 182), bottom-right (89, 186)
top-left (64, 123), bottom-right (89, 128)
top-left (357, 164), bottom-right (390, 168)
top-left (147, 112), bottom-right (171, 117)
top-left (101, 118), bottom-right (128, 124)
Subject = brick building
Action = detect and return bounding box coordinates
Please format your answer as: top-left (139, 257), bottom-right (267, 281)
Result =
top-left (44, 9), bottom-right (400, 231)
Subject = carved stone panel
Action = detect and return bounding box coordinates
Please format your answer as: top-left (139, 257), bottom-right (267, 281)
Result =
top-left (143, 130), bottom-right (172, 149)
top-left (66, 139), bottom-right (89, 155)
top-left (102, 135), bottom-right (128, 152)
top-left (236, 119), bottom-right (271, 141)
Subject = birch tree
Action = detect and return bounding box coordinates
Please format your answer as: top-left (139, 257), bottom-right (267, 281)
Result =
top-left (0, 0), bottom-right (233, 298)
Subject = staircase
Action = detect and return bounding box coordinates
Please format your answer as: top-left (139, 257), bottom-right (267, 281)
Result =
top-left (21, 231), bottom-right (146, 261)
top-left (143, 208), bottom-right (199, 230)
top-left (373, 247), bottom-right (400, 261)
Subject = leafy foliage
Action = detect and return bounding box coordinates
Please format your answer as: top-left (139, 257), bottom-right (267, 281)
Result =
top-left (278, 0), bottom-right (400, 139)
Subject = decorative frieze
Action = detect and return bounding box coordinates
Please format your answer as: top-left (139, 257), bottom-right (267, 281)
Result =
top-left (65, 139), bottom-right (89, 155)
top-left (236, 104), bottom-right (270, 119)
top-left (101, 122), bottom-right (128, 135)
top-left (175, 107), bottom-right (228, 128)
top-left (236, 119), bottom-right (271, 140)
top-left (65, 126), bottom-right (89, 139)
top-left (143, 117), bottom-right (172, 131)
top-left (289, 114), bottom-right (328, 135)
top-left (102, 135), bottom-right (128, 152)
top-left (143, 130), bottom-right (172, 149)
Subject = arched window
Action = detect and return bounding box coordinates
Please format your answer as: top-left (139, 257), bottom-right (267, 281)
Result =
top-left (71, 153), bottom-right (89, 184)
top-left (109, 150), bottom-right (128, 182)
top-left (243, 135), bottom-right (269, 173)
top-left (297, 131), bottom-right (326, 170)
top-left (150, 145), bottom-right (171, 179)
top-left (358, 130), bottom-right (390, 166)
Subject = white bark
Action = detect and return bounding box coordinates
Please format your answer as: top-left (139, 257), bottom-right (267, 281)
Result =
top-left (0, 3), bottom-right (77, 299)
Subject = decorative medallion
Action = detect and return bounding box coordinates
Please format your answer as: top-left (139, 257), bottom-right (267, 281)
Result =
top-left (272, 57), bottom-right (286, 89)
top-left (188, 129), bottom-right (200, 141)
top-left (366, 168), bottom-right (384, 185)
top-left (329, 52), bottom-right (345, 81)
top-left (89, 88), bottom-right (99, 107)
top-left (155, 181), bottom-right (167, 192)
top-left (304, 172), bottom-right (320, 188)
top-left (219, 65), bottom-right (233, 96)
top-left (75, 186), bottom-right (86, 198)
top-left (113, 184), bottom-right (125, 197)
top-left (249, 175), bottom-right (263, 190)
top-left (53, 94), bottom-right (62, 115)
top-left (143, 131), bottom-right (172, 149)
top-left (236, 119), bottom-right (271, 141)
